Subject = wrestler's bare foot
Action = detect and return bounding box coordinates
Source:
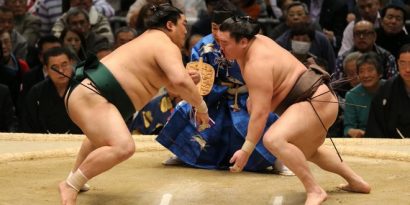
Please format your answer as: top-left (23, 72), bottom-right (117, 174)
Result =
top-left (59, 181), bottom-right (78, 205)
top-left (337, 179), bottom-right (371, 193)
top-left (337, 182), bottom-right (371, 194)
top-left (305, 187), bottom-right (327, 205)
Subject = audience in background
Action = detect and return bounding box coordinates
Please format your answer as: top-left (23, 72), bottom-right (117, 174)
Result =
top-left (376, 4), bottom-right (410, 58)
top-left (4, 0), bottom-right (41, 47)
top-left (0, 31), bottom-right (29, 108)
top-left (21, 46), bottom-right (82, 134)
top-left (0, 83), bottom-right (18, 132)
top-left (59, 28), bottom-right (86, 61)
top-left (113, 26), bottom-right (137, 49)
top-left (334, 20), bottom-right (397, 82)
top-left (365, 43), bottom-right (410, 138)
top-left (53, 0), bottom-right (114, 43)
top-left (344, 52), bottom-right (385, 137)
top-left (0, 7), bottom-right (28, 59)
top-left (276, 22), bottom-right (335, 73)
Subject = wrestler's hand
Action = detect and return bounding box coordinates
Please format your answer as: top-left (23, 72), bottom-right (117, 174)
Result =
top-left (229, 150), bottom-right (250, 173)
top-left (188, 69), bottom-right (201, 84)
top-left (195, 112), bottom-right (210, 131)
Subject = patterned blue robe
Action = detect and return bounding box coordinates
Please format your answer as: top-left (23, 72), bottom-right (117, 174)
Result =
top-left (156, 34), bottom-right (279, 171)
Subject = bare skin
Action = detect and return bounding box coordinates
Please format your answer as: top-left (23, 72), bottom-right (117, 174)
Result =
top-left (59, 14), bottom-right (209, 205)
top-left (218, 33), bottom-right (370, 205)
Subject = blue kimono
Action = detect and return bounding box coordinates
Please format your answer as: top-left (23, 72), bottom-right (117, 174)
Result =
top-left (129, 93), bottom-right (175, 134)
top-left (156, 34), bottom-right (279, 171)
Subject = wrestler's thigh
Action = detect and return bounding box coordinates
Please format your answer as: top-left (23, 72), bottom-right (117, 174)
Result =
top-left (265, 88), bottom-right (338, 156)
top-left (66, 83), bottom-right (132, 147)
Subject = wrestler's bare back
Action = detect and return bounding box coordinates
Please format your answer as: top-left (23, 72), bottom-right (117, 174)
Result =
top-left (242, 35), bottom-right (307, 110)
top-left (100, 29), bottom-right (185, 110)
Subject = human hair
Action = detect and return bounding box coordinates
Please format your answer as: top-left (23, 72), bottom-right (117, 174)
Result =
top-left (43, 47), bottom-right (74, 65)
top-left (380, 4), bottom-right (407, 23)
top-left (211, 0), bottom-right (237, 24)
top-left (219, 16), bottom-right (261, 42)
top-left (356, 51), bottom-right (383, 74)
top-left (66, 7), bottom-right (90, 23)
top-left (36, 35), bottom-right (62, 52)
top-left (286, 1), bottom-right (309, 15)
top-left (59, 28), bottom-right (87, 61)
top-left (143, 3), bottom-right (183, 30)
top-left (398, 43), bottom-right (410, 55)
top-left (289, 23), bottom-right (315, 41)
top-left (343, 51), bottom-right (362, 69)
top-left (115, 26), bottom-right (138, 39)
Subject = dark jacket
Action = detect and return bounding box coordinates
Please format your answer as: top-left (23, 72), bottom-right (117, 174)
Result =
top-left (0, 84), bottom-right (18, 132)
top-left (21, 78), bottom-right (82, 134)
top-left (365, 75), bottom-right (410, 138)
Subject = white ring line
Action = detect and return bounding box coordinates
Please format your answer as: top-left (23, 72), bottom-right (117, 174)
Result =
top-left (159, 193), bottom-right (173, 205)
top-left (272, 195), bottom-right (284, 205)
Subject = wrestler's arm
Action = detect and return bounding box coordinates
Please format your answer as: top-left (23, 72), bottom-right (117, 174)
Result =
top-left (229, 61), bottom-right (273, 172)
top-left (243, 62), bottom-right (274, 146)
top-left (156, 43), bottom-right (203, 108)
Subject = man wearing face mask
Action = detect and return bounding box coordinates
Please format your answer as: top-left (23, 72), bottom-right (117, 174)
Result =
top-left (276, 23), bottom-right (336, 73)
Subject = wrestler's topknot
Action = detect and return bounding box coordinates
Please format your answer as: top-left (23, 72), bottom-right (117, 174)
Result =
top-left (143, 3), bottom-right (183, 30)
top-left (219, 16), bottom-right (260, 42)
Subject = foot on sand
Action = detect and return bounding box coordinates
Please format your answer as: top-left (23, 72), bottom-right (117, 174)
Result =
top-left (58, 181), bottom-right (78, 205)
top-left (337, 179), bottom-right (371, 193)
top-left (305, 187), bottom-right (327, 205)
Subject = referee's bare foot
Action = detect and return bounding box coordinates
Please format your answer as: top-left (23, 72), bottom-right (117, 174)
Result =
top-left (59, 181), bottom-right (78, 205)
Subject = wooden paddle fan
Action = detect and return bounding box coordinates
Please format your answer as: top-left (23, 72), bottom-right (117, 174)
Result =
top-left (186, 57), bottom-right (215, 96)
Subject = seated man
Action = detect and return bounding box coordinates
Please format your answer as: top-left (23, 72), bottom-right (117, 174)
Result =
top-left (365, 43), bottom-right (410, 138)
top-left (21, 47), bottom-right (82, 134)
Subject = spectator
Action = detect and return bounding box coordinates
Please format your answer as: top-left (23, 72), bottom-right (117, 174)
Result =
top-left (268, 1), bottom-right (321, 40)
top-left (53, 0), bottom-right (114, 44)
top-left (334, 20), bottom-right (397, 82)
top-left (5, 0), bottom-right (41, 47)
top-left (276, 22), bottom-right (336, 73)
top-left (0, 84), bottom-right (18, 132)
top-left (113, 26), bottom-right (137, 49)
top-left (59, 28), bottom-right (87, 61)
top-left (21, 35), bottom-right (62, 96)
top-left (365, 43), bottom-right (410, 138)
top-left (182, 33), bottom-right (203, 65)
top-left (339, 0), bottom-right (381, 56)
top-left (376, 4), bottom-right (410, 58)
top-left (190, 0), bottom-right (242, 36)
top-left (95, 42), bottom-right (112, 59)
top-left (35, 0), bottom-right (113, 35)
top-left (34, 0), bottom-right (63, 35)
top-left (328, 51), bottom-right (362, 137)
top-left (21, 46), bottom-right (82, 134)
top-left (0, 31), bottom-right (29, 107)
top-left (300, 0), bottom-right (348, 51)
top-left (344, 52), bottom-right (385, 138)
top-left (0, 6), bottom-right (27, 59)
top-left (55, 7), bottom-right (110, 54)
